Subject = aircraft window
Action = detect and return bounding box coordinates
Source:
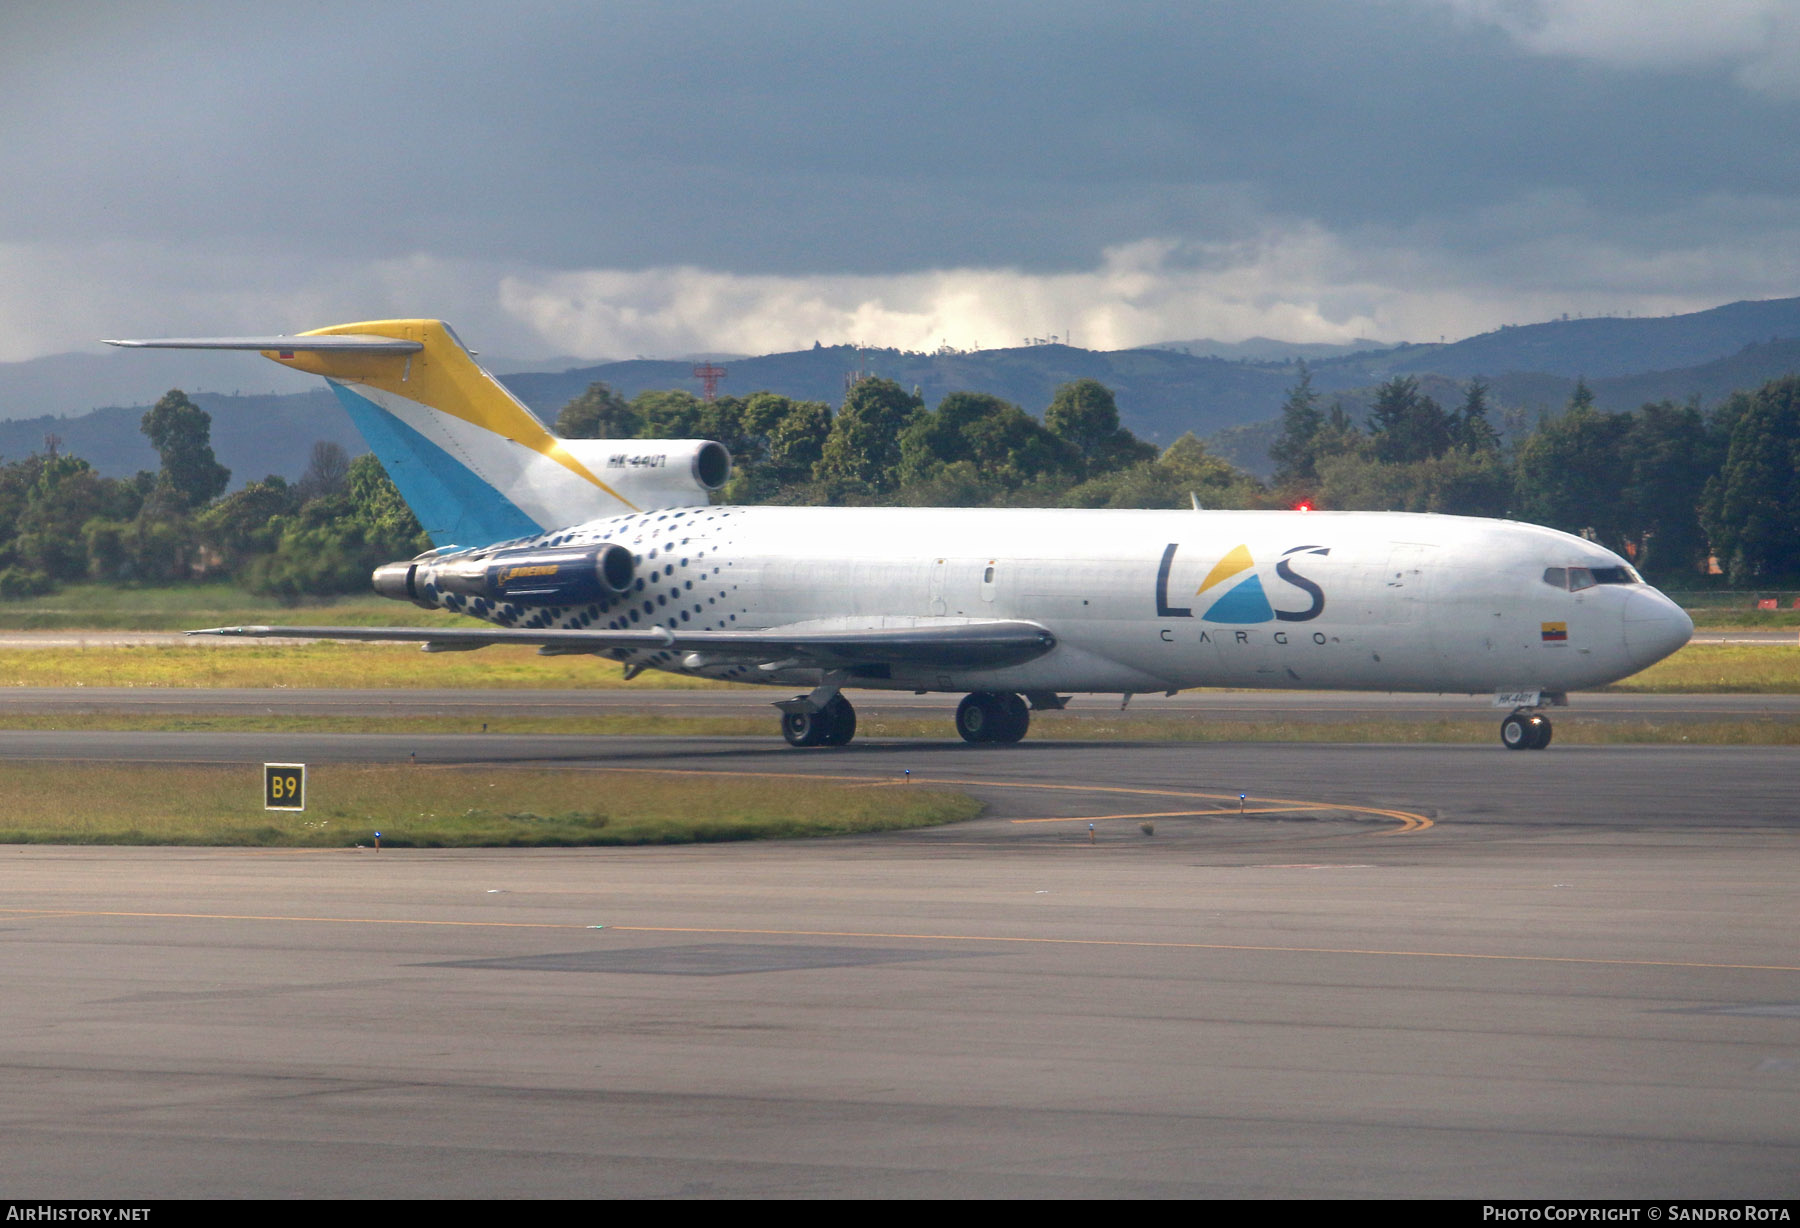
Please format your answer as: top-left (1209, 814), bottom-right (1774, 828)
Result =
top-left (1592, 565), bottom-right (1641, 585)
top-left (1542, 567), bottom-right (1566, 588)
top-left (1567, 567), bottom-right (1596, 591)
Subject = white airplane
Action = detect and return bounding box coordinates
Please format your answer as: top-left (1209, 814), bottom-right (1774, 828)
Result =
top-left (107, 319), bottom-right (1693, 750)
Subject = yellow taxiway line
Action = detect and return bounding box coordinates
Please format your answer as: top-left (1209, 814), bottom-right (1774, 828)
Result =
top-left (433, 762), bottom-right (1437, 836)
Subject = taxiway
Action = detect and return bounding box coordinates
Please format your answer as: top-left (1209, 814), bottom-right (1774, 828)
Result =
top-left (1, 726), bottom-right (1797, 1197)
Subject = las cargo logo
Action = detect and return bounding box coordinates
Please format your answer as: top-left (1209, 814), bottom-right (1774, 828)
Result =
top-left (1541, 621), bottom-right (1569, 643)
top-left (1156, 543), bottom-right (1329, 623)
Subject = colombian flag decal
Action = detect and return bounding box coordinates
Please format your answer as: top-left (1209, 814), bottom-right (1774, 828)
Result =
top-left (1541, 621), bottom-right (1568, 642)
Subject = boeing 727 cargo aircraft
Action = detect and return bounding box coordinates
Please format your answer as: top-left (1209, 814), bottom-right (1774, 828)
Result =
top-left (107, 320), bottom-right (1693, 749)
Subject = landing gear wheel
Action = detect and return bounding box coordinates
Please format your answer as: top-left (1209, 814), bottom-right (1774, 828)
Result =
top-left (782, 709), bottom-right (828, 747)
top-left (1501, 711), bottom-right (1552, 750)
top-left (819, 695), bottom-right (857, 747)
top-left (956, 692), bottom-right (1030, 744)
top-left (782, 695), bottom-right (857, 748)
top-left (956, 692), bottom-right (999, 743)
top-left (990, 692), bottom-right (1030, 744)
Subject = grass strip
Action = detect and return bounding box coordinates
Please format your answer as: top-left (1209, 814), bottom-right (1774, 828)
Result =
top-left (0, 643), bottom-right (727, 689)
top-left (1602, 643), bottom-right (1800, 692)
top-left (0, 582), bottom-right (474, 631)
top-left (0, 762), bottom-right (980, 847)
top-left (0, 639), bottom-right (1792, 692)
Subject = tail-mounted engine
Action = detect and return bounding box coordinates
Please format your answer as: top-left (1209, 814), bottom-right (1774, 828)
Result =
top-left (373, 543), bottom-right (636, 609)
top-left (556, 438), bottom-right (731, 511)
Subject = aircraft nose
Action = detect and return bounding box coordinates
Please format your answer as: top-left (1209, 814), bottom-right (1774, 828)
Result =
top-left (1622, 589), bottom-right (1693, 669)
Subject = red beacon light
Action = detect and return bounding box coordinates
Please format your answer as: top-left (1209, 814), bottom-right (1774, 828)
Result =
top-left (1295, 500), bottom-right (1313, 512)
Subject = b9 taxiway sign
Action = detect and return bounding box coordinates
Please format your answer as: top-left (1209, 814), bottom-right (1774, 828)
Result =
top-left (264, 763), bottom-right (306, 811)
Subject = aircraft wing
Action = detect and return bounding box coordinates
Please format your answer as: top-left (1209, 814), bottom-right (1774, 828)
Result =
top-left (189, 619), bottom-right (1057, 672)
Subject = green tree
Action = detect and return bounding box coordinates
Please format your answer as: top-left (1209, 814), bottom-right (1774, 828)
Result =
top-left (695, 395), bottom-right (752, 459)
top-left (294, 440), bottom-right (351, 503)
top-left (631, 389), bottom-right (705, 438)
top-left (720, 393), bottom-right (835, 502)
top-left (140, 390), bottom-right (229, 507)
top-left (891, 459), bottom-right (1004, 508)
top-left (1063, 433), bottom-right (1261, 509)
top-left (1268, 361), bottom-right (1326, 484)
top-left (1454, 378), bottom-right (1501, 453)
top-left (4, 453), bottom-right (146, 582)
top-left (1366, 376), bottom-right (1454, 465)
top-left (1514, 384), bottom-right (1633, 546)
top-left (897, 391), bottom-right (1072, 493)
top-left (197, 477), bottom-right (299, 574)
top-left (1622, 400), bottom-right (1715, 581)
top-left (1316, 448), bottom-right (1510, 515)
top-left (739, 391), bottom-right (803, 444)
top-left (10, 455), bottom-right (103, 580)
top-left (555, 382), bottom-right (640, 438)
top-left (1312, 399), bottom-right (1363, 462)
top-left (346, 453), bottom-right (427, 551)
top-left (247, 496), bottom-right (383, 597)
top-left (1044, 380), bottom-right (1154, 478)
top-left (814, 378), bottom-right (922, 499)
top-left (1700, 377), bottom-right (1800, 584)
top-left (760, 398), bottom-right (835, 499)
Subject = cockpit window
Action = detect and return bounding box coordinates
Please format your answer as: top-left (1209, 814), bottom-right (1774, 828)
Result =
top-left (1544, 564), bottom-right (1641, 591)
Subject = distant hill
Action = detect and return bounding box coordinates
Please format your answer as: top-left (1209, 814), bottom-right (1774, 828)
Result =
top-left (1139, 336), bottom-right (1389, 362)
top-left (0, 349), bottom-right (318, 420)
top-left (1206, 338), bottom-right (1800, 476)
top-left (504, 343), bottom-right (1298, 445)
top-left (1312, 296), bottom-right (1800, 383)
top-left (12, 293), bottom-right (1800, 486)
top-left (0, 390), bottom-right (361, 485)
top-left (1465, 340), bottom-right (1800, 419)
top-left (0, 348), bottom-right (595, 423)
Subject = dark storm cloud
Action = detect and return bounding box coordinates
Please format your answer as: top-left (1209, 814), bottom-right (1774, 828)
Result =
top-left (4, 0), bottom-right (1794, 270)
top-left (3, 0), bottom-right (1798, 358)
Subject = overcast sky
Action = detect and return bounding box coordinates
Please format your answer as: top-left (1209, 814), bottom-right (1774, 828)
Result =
top-left (5, 0), bottom-right (1800, 363)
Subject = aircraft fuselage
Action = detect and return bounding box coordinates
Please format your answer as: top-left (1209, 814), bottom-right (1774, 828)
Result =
top-left (411, 505), bottom-right (1692, 699)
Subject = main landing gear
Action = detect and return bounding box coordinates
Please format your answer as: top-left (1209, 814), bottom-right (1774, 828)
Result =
top-left (955, 691), bottom-right (1030, 744)
top-left (781, 693), bottom-right (857, 747)
top-left (1500, 709), bottom-right (1553, 751)
top-left (777, 689), bottom-right (1039, 747)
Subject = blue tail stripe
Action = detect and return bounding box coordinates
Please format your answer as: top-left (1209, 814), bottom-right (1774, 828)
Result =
top-left (328, 382), bottom-right (543, 548)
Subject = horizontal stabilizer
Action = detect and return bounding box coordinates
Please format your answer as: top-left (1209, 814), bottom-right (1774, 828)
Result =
top-left (189, 619), bottom-right (1058, 672)
top-left (103, 335), bottom-right (423, 353)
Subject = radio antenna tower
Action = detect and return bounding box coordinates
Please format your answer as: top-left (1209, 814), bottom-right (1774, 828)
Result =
top-left (692, 362), bottom-right (727, 402)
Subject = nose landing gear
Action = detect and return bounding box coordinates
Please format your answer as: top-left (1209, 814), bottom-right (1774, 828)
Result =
top-left (1500, 709), bottom-right (1553, 750)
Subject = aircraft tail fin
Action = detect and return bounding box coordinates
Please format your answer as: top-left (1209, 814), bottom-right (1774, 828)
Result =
top-left (106, 320), bottom-right (729, 547)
